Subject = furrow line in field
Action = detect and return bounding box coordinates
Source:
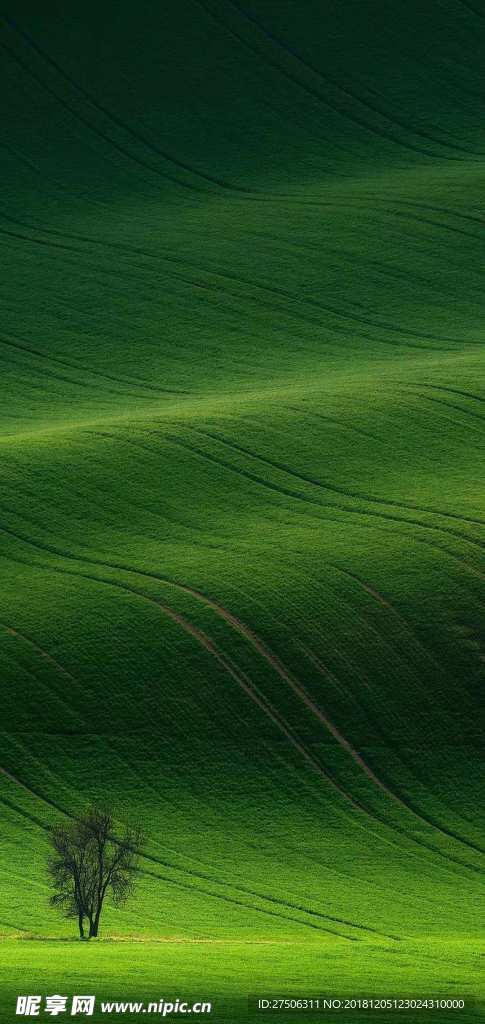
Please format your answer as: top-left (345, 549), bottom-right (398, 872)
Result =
top-left (192, 429), bottom-right (485, 535)
top-left (0, 211), bottom-right (450, 351)
top-left (391, 207), bottom-right (485, 245)
top-left (456, 0), bottom-right (485, 24)
top-left (5, 15), bottom-right (264, 197)
top-left (0, 626), bottom-right (386, 938)
top-left (0, 785), bottom-right (354, 940)
top-left (2, 542), bottom-right (483, 878)
top-left (0, 768), bottom-right (66, 820)
top-left (0, 543), bottom-right (375, 819)
top-left (0, 919), bottom-right (30, 933)
top-left (0, 623), bottom-right (90, 733)
top-left (195, 0), bottom-right (460, 164)
top-left (0, 344), bottom-right (159, 403)
top-left (417, 383), bottom-right (485, 406)
top-left (0, 39), bottom-right (202, 196)
top-left (413, 394), bottom-right (485, 432)
top-left (0, 330), bottom-right (189, 396)
top-left (4, 534), bottom-right (484, 869)
top-left (139, 865), bottom-right (357, 940)
top-left (2, 505), bottom-right (484, 864)
top-left (0, 208), bottom-right (463, 354)
top-left (223, 0), bottom-right (481, 157)
top-left (286, 406), bottom-right (384, 445)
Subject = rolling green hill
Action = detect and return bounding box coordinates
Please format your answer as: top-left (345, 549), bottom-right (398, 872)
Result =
top-left (1, 1), bottom-right (484, 1020)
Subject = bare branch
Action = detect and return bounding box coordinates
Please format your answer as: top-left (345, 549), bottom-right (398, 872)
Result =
top-left (47, 807), bottom-right (145, 938)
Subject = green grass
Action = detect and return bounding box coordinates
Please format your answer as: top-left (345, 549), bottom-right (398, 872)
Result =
top-left (1, 0), bottom-right (485, 1019)
top-left (0, 938), bottom-right (482, 1023)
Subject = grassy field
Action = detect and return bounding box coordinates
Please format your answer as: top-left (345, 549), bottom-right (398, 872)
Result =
top-left (1, 0), bottom-right (484, 1020)
top-left (0, 937), bottom-right (482, 1022)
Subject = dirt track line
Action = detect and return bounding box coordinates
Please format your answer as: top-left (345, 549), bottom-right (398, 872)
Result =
top-left (0, 534), bottom-right (378, 824)
top-left (0, 538), bottom-right (424, 858)
top-left (152, 569), bottom-right (485, 862)
top-left (2, 525), bottom-right (484, 870)
top-left (0, 622), bottom-right (362, 940)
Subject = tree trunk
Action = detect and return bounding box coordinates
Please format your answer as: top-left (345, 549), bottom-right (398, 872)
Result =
top-left (89, 908), bottom-right (101, 937)
top-left (78, 913), bottom-right (85, 939)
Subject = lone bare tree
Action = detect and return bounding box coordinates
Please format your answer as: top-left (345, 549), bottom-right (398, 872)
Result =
top-left (47, 807), bottom-right (144, 938)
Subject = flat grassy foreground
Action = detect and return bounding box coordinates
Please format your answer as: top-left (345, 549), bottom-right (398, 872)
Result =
top-left (0, 937), bottom-right (482, 1023)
